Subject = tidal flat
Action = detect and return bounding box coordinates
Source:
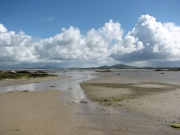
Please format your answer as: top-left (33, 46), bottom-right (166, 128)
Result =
top-left (0, 69), bottom-right (180, 135)
top-left (81, 69), bottom-right (180, 134)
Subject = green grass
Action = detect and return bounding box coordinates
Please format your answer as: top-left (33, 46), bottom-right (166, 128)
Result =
top-left (7, 91), bottom-right (15, 93)
top-left (171, 124), bottom-right (180, 128)
top-left (0, 71), bottom-right (57, 80)
top-left (0, 72), bottom-right (28, 80)
top-left (20, 90), bottom-right (29, 92)
top-left (79, 100), bottom-right (88, 103)
top-left (15, 128), bottom-right (21, 132)
top-left (93, 96), bottom-right (123, 104)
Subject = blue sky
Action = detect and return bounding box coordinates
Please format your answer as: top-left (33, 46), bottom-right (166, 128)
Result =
top-left (0, 0), bottom-right (180, 68)
top-left (1, 0), bottom-right (180, 38)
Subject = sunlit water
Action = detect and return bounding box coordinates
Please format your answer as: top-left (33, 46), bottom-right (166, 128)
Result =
top-left (0, 70), bottom-right (97, 103)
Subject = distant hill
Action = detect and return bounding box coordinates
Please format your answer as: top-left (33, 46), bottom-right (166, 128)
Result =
top-left (111, 64), bottom-right (137, 69)
top-left (98, 65), bottom-right (111, 69)
top-left (98, 64), bottom-right (137, 69)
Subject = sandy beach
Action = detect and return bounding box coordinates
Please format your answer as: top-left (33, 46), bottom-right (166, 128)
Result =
top-left (0, 90), bottom-right (107, 135)
top-left (0, 75), bottom-right (105, 135)
top-left (1, 69), bottom-right (180, 135)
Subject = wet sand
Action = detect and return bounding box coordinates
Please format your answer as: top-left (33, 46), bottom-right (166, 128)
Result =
top-left (0, 90), bottom-right (105, 135)
top-left (81, 69), bottom-right (180, 134)
top-left (0, 75), bottom-right (106, 135)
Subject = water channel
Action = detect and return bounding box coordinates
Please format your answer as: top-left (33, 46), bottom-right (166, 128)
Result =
top-left (0, 70), bottom-right (96, 103)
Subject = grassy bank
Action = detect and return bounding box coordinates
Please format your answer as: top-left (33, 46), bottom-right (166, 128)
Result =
top-left (0, 71), bottom-right (57, 80)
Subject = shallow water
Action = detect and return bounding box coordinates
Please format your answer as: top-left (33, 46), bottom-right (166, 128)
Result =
top-left (0, 70), bottom-right (97, 103)
top-left (97, 69), bottom-right (180, 85)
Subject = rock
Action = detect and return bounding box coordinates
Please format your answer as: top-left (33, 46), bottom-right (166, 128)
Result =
top-left (10, 70), bottom-right (17, 74)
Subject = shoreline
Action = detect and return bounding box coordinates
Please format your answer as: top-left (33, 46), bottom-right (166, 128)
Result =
top-left (0, 76), bottom-right (69, 88)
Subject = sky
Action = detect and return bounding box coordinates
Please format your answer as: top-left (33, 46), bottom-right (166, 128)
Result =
top-left (0, 0), bottom-right (180, 68)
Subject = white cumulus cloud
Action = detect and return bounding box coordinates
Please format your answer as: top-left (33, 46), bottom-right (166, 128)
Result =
top-left (111, 14), bottom-right (180, 63)
top-left (35, 19), bottom-right (123, 64)
top-left (35, 26), bottom-right (85, 60)
top-left (0, 15), bottom-right (180, 68)
top-left (85, 19), bottom-right (123, 59)
top-left (0, 27), bottom-right (37, 64)
top-left (0, 23), bottom-right (7, 32)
